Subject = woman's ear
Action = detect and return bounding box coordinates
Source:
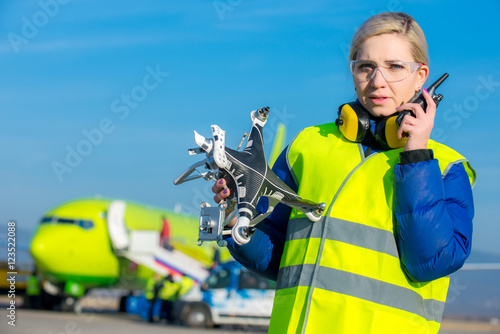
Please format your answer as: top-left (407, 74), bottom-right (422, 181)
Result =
top-left (416, 64), bottom-right (429, 91)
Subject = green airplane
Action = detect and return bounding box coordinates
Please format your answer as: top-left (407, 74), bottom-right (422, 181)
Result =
top-left (29, 197), bottom-right (230, 312)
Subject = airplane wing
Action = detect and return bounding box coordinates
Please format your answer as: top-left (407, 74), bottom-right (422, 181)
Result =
top-left (460, 263), bottom-right (500, 270)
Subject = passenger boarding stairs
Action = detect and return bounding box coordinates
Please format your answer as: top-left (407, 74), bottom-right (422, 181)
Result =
top-left (106, 200), bottom-right (209, 283)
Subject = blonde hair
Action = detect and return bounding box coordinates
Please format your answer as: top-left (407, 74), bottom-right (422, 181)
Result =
top-left (349, 12), bottom-right (428, 65)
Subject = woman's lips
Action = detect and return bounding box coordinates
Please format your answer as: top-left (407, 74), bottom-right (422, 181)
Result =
top-left (369, 96), bottom-right (389, 104)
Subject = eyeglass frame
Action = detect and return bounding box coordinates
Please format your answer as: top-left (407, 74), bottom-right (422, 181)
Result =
top-left (349, 60), bottom-right (423, 83)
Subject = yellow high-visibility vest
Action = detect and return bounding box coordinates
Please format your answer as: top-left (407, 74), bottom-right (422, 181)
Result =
top-left (178, 276), bottom-right (194, 297)
top-left (26, 275), bottom-right (41, 296)
top-left (145, 277), bottom-right (156, 300)
top-left (269, 123), bottom-right (475, 334)
top-left (159, 279), bottom-right (180, 301)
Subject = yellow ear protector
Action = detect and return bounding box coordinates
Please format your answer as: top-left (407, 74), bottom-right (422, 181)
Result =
top-left (335, 102), bottom-right (407, 150)
top-left (334, 102), bottom-right (370, 142)
top-left (374, 113), bottom-right (408, 149)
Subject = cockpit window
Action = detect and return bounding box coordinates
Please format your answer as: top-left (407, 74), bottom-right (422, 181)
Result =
top-left (40, 216), bottom-right (95, 230)
top-left (58, 218), bottom-right (75, 225)
top-left (78, 220), bottom-right (94, 229)
top-left (41, 216), bottom-right (54, 223)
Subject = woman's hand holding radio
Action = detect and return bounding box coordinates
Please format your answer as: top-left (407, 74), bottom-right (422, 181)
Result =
top-left (396, 88), bottom-right (437, 151)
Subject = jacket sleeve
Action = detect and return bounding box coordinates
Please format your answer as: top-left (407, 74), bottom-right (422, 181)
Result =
top-left (224, 148), bottom-right (295, 281)
top-left (394, 156), bottom-right (475, 282)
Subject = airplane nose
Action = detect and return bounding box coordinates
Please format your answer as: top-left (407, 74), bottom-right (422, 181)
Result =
top-left (30, 225), bottom-right (85, 276)
top-left (30, 228), bottom-right (65, 272)
top-left (30, 238), bottom-right (44, 257)
top-left (30, 233), bottom-right (49, 269)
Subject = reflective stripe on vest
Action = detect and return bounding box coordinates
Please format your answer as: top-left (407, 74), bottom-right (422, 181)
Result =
top-left (269, 123), bottom-right (475, 334)
top-left (277, 264), bottom-right (444, 322)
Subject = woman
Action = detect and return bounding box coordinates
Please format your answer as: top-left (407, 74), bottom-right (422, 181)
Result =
top-left (213, 12), bottom-right (475, 333)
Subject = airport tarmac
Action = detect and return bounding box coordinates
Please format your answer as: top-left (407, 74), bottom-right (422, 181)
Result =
top-left (1, 308), bottom-right (268, 334)
top-left (1, 308), bottom-right (499, 334)
top-left (1, 295), bottom-right (499, 334)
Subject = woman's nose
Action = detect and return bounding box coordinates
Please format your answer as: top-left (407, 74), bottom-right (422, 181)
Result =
top-left (370, 68), bottom-right (388, 87)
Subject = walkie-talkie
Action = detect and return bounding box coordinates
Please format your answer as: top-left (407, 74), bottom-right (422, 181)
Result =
top-left (396, 73), bottom-right (449, 127)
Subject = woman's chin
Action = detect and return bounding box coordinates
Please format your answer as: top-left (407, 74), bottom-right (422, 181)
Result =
top-left (366, 105), bottom-right (396, 118)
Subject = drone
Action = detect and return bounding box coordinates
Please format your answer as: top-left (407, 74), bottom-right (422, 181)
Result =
top-left (174, 107), bottom-right (326, 246)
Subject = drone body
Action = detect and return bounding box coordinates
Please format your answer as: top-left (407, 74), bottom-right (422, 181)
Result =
top-left (174, 107), bottom-right (325, 246)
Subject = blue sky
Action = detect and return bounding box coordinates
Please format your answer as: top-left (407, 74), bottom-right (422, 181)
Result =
top-left (1, 0), bottom-right (499, 256)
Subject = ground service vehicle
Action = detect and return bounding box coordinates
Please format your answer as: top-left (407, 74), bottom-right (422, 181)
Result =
top-left (174, 261), bottom-right (276, 328)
